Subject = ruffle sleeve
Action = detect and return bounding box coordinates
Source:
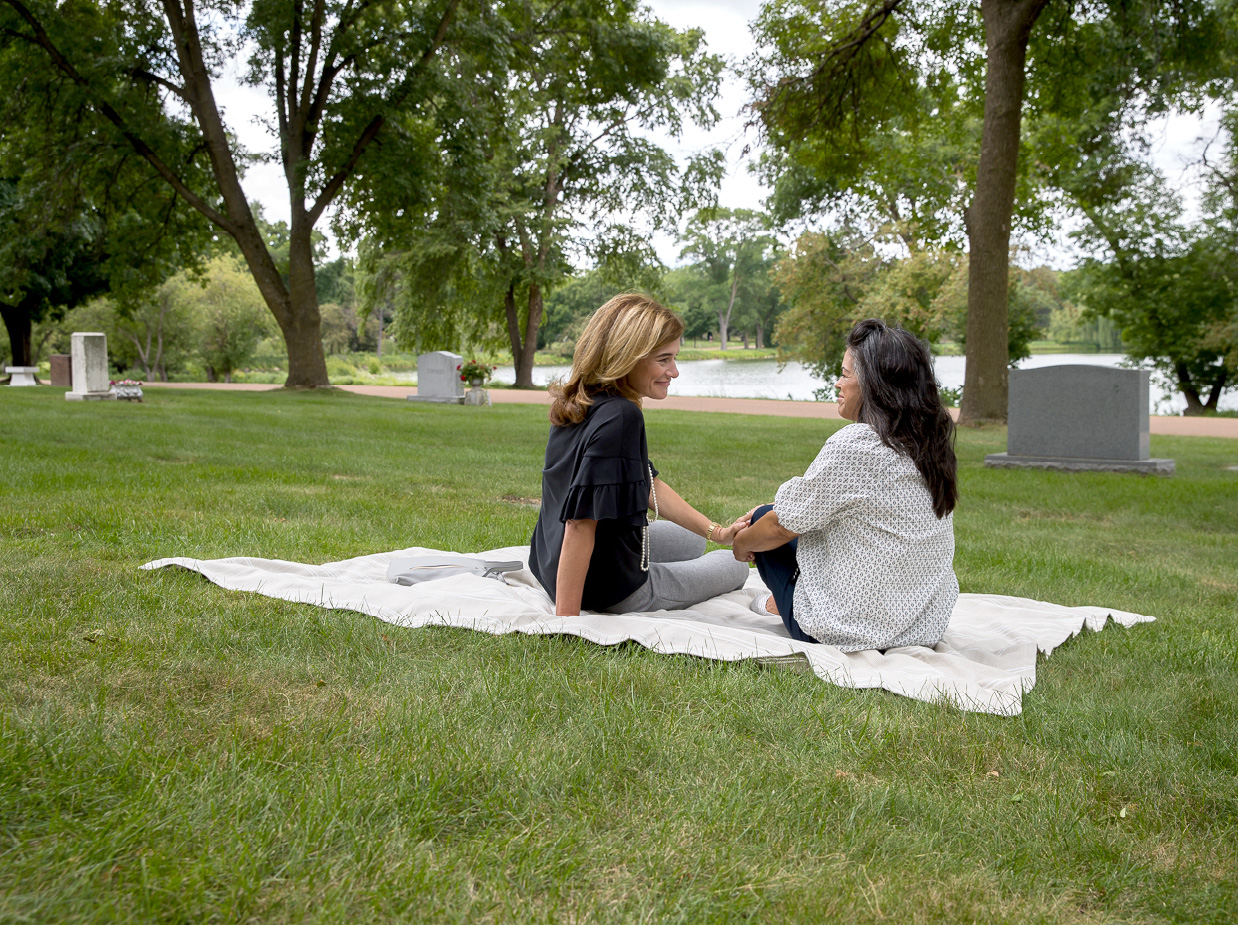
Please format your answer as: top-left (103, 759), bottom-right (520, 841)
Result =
top-left (561, 453), bottom-right (650, 525)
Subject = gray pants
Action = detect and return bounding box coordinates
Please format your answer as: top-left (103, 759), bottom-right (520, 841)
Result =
top-left (606, 520), bottom-right (751, 613)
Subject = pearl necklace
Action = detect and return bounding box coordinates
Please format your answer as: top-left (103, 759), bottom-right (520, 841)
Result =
top-left (640, 464), bottom-right (659, 572)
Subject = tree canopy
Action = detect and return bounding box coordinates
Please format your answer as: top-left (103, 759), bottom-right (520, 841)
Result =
top-left (355, 0), bottom-right (724, 386)
top-left (0, 15), bottom-right (208, 368)
top-left (748, 0), bottom-right (1235, 421)
top-left (1, 0), bottom-right (487, 385)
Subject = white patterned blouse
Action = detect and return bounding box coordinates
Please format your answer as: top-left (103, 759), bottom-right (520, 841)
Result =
top-left (773, 423), bottom-right (958, 651)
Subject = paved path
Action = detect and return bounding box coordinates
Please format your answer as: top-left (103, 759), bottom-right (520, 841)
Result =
top-left (143, 382), bottom-right (1238, 438)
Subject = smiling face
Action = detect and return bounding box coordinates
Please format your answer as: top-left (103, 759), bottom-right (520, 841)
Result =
top-left (836, 348), bottom-right (863, 421)
top-left (626, 337), bottom-right (681, 401)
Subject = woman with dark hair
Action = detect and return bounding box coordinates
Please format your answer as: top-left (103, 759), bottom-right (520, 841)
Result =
top-left (732, 318), bottom-right (959, 649)
top-left (529, 293), bottom-right (751, 616)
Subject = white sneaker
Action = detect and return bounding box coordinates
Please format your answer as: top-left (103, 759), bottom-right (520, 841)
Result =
top-left (750, 593), bottom-right (776, 616)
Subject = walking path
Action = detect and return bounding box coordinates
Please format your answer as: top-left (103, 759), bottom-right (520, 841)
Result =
top-left (143, 382), bottom-right (1238, 438)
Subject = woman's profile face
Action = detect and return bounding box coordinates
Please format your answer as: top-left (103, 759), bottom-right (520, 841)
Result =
top-left (627, 337), bottom-right (681, 400)
top-left (837, 347), bottom-right (863, 421)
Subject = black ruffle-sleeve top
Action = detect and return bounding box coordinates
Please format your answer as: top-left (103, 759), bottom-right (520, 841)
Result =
top-left (529, 392), bottom-right (657, 610)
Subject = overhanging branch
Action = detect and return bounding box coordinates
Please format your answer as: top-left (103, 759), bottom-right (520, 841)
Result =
top-left (1, 0), bottom-right (236, 234)
top-left (307, 0), bottom-right (460, 225)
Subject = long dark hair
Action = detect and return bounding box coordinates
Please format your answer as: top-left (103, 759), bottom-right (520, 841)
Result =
top-left (847, 319), bottom-right (958, 518)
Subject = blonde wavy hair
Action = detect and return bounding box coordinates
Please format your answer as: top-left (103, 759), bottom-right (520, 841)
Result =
top-left (548, 293), bottom-right (685, 426)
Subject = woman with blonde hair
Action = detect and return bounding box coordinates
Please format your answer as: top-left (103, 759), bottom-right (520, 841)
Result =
top-left (529, 293), bottom-right (750, 616)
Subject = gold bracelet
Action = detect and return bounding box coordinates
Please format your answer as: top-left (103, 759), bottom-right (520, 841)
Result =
top-left (706, 521), bottom-right (720, 542)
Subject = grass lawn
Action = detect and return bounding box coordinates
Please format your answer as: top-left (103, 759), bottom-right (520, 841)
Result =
top-left (2, 387), bottom-right (1236, 923)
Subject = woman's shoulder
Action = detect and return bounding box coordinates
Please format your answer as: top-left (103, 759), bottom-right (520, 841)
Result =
top-left (823, 423), bottom-right (904, 467)
top-left (826, 422), bottom-right (881, 448)
top-left (586, 392), bottom-right (643, 426)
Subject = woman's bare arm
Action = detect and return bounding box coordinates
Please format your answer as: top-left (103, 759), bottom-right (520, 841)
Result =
top-left (651, 478), bottom-right (749, 545)
top-left (555, 518), bottom-right (597, 616)
top-left (732, 508), bottom-right (799, 562)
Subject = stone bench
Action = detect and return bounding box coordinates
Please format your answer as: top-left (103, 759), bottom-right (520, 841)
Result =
top-left (5, 366), bottom-right (39, 386)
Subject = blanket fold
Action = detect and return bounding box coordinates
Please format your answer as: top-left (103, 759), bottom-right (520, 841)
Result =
top-left (141, 545), bottom-right (1154, 716)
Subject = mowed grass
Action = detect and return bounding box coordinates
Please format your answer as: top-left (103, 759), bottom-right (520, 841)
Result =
top-left (1, 387), bottom-right (1235, 923)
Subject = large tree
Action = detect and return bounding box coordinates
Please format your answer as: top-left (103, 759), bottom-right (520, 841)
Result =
top-left (1068, 148), bottom-right (1238, 413)
top-left (1, 0), bottom-right (480, 386)
top-left (356, 0), bottom-right (723, 387)
top-left (0, 21), bottom-right (207, 368)
top-left (749, 0), bottom-right (1230, 423)
top-left (0, 181), bottom-right (107, 369)
top-left (678, 208), bottom-right (778, 350)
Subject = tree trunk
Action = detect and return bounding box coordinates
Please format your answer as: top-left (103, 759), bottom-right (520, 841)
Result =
top-left (1176, 362), bottom-right (1224, 415)
top-left (1205, 369), bottom-right (1228, 412)
top-left (0, 304), bottom-right (32, 367)
top-left (503, 283), bottom-right (527, 387)
top-left (282, 220), bottom-right (330, 387)
top-left (756, 323), bottom-right (765, 350)
top-left (718, 272), bottom-right (741, 352)
top-left (511, 284), bottom-right (544, 389)
top-left (958, 0), bottom-right (1049, 426)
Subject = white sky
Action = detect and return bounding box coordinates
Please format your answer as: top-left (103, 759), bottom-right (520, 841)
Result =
top-left (215, 0), bottom-right (1215, 269)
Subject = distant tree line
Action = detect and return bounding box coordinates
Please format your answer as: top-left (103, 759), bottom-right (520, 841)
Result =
top-left (2, 0), bottom-right (1236, 414)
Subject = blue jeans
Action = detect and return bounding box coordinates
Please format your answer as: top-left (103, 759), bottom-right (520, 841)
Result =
top-left (750, 505), bottom-right (818, 644)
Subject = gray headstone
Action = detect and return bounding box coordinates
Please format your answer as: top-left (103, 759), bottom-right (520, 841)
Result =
top-left (65, 332), bottom-right (116, 401)
top-left (408, 350), bottom-right (464, 404)
top-left (985, 365), bottom-right (1173, 475)
top-left (463, 385), bottom-right (491, 407)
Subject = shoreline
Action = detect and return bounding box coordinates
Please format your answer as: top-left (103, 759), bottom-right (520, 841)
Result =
top-left (136, 382), bottom-right (1238, 439)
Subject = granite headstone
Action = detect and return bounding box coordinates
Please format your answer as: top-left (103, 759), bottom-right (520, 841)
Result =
top-left (408, 350), bottom-right (464, 404)
top-left (50, 354), bottom-right (72, 386)
top-left (65, 332), bottom-right (115, 401)
top-left (984, 365), bottom-right (1173, 475)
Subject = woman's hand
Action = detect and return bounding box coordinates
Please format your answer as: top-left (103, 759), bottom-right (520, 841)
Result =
top-left (710, 513), bottom-right (752, 546)
top-left (732, 525), bottom-right (757, 562)
top-left (732, 507), bottom-right (798, 562)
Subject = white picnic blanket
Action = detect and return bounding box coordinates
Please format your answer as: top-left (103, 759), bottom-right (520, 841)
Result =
top-left (142, 545), bottom-right (1155, 716)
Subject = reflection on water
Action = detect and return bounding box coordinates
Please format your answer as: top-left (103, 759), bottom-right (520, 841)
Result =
top-left (476, 353), bottom-right (1233, 415)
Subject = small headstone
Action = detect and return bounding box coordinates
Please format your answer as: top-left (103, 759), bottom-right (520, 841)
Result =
top-left (50, 354), bottom-right (72, 386)
top-left (408, 350), bottom-right (464, 404)
top-left (5, 366), bottom-right (39, 386)
top-left (464, 385), bottom-right (491, 407)
top-left (65, 332), bottom-right (116, 401)
top-left (985, 365), bottom-right (1173, 475)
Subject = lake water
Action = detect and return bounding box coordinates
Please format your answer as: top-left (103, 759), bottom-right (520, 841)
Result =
top-left (488, 353), bottom-right (1233, 415)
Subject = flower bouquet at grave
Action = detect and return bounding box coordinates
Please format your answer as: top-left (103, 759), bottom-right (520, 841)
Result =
top-left (457, 360), bottom-right (497, 385)
top-left (109, 379), bottom-right (144, 401)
